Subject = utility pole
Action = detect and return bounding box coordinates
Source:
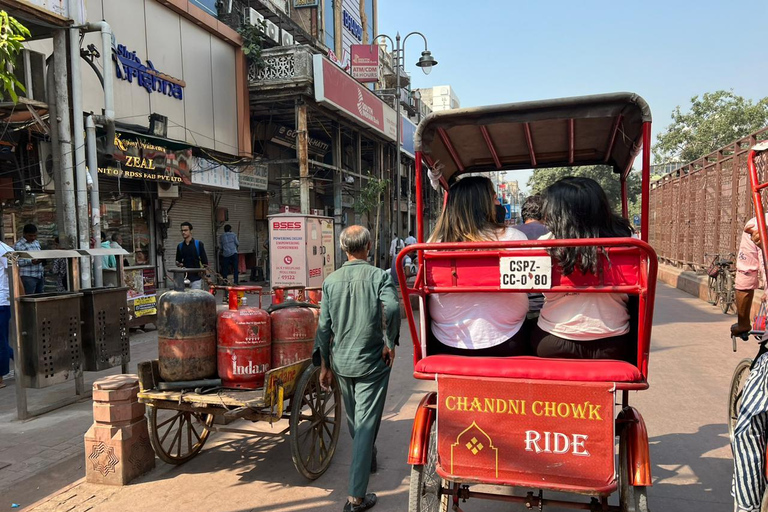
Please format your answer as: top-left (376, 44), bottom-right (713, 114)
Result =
top-left (297, 101), bottom-right (310, 214)
top-left (52, 30), bottom-right (77, 251)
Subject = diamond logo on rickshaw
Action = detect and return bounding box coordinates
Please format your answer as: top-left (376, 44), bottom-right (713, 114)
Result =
top-left (466, 437), bottom-right (484, 455)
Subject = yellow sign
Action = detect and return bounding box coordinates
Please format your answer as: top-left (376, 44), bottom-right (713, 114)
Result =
top-left (133, 295), bottom-right (157, 317)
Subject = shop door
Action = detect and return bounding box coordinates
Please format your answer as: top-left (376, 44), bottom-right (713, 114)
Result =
top-left (163, 191), bottom-right (214, 277)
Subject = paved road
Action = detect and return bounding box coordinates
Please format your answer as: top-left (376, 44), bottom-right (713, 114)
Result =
top-left (3, 283), bottom-right (751, 511)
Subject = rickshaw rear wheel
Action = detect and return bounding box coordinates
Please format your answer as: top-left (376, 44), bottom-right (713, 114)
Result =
top-left (619, 428), bottom-right (650, 512)
top-left (289, 364), bottom-right (342, 480)
top-left (729, 358), bottom-right (753, 445)
top-left (408, 423), bottom-right (449, 512)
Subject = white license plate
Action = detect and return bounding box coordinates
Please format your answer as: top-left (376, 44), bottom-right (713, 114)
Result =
top-left (499, 256), bottom-right (552, 290)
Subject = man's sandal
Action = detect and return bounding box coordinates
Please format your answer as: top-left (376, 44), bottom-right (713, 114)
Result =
top-left (343, 493), bottom-right (377, 512)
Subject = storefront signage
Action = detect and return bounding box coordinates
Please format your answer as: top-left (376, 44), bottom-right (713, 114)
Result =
top-left (436, 376), bottom-right (614, 489)
top-left (271, 125), bottom-right (330, 156)
top-left (191, 157), bottom-right (240, 190)
top-left (401, 115), bottom-right (417, 157)
top-left (350, 45), bottom-right (379, 83)
top-left (342, 10), bottom-right (363, 41)
top-left (293, 0), bottom-right (318, 6)
top-left (99, 133), bottom-right (193, 184)
top-left (26, 0), bottom-right (86, 23)
top-left (112, 44), bottom-right (186, 100)
top-left (313, 55), bottom-right (396, 141)
top-left (240, 163), bottom-right (269, 191)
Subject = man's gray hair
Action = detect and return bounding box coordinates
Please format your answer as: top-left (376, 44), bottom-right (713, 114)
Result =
top-left (340, 225), bottom-right (371, 254)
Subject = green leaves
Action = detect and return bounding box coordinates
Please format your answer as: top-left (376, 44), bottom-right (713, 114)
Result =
top-left (238, 20), bottom-right (267, 71)
top-left (527, 165), bottom-right (640, 213)
top-left (653, 90), bottom-right (768, 164)
top-left (0, 10), bottom-right (30, 104)
top-left (353, 174), bottom-right (390, 216)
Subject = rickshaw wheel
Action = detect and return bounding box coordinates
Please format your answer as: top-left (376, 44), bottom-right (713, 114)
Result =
top-left (289, 364), bottom-right (342, 480)
top-left (147, 405), bottom-right (213, 465)
top-left (619, 427), bottom-right (650, 512)
top-left (408, 423), bottom-right (449, 512)
top-left (729, 358), bottom-right (753, 445)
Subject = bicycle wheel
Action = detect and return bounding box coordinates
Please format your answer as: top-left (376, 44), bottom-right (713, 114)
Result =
top-left (707, 275), bottom-right (718, 305)
top-left (721, 271), bottom-right (735, 314)
top-left (729, 358), bottom-right (753, 445)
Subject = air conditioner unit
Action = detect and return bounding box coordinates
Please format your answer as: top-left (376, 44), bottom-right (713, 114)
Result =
top-left (281, 30), bottom-right (294, 46)
top-left (264, 20), bottom-right (279, 43)
top-left (247, 7), bottom-right (264, 26)
top-left (10, 49), bottom-right (45, 102)
top-left (157, 182), bottom-right (179, 198)
top-left (38, 140), bottom-right (55, 192)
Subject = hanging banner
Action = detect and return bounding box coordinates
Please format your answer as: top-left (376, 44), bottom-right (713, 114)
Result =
top-left (191, 157), bottom-right (240, 190)
top-left (350, 45), bottom-right (379, 83)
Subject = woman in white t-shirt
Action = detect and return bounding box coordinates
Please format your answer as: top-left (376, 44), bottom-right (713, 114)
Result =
top-left (428, 176), bottom-right (529, 356)
top-left (532, 177), bottom-right (633, 360)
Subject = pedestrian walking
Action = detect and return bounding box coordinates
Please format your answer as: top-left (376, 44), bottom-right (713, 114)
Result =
top-left (175, 221), bottom-right (208, 290)
top-left (14, 224), bottom-right (44, 295)
top-left (388, 232), bottom-right (404, 268)
top-left (404, 231), bottom-right (417, 246)
top-left (313, 225), bottom-right (400, 512)
top-left (101, 231), bottom-right (116, 269)
top-left (0, 239), bottom-right (13, 388)
top-left (219, 224), bottom-right (240, 285)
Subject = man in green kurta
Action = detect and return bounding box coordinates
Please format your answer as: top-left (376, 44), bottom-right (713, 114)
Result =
top-left (313, 225), bottom-right (400, 512)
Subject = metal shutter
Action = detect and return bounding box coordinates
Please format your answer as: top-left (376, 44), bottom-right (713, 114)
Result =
top-left (163, 191), bottom-right (214, 273)
top-left (217, 192), bottom-right (256, 253)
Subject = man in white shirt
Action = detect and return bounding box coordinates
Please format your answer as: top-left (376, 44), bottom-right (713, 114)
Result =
top-left (404, 231), bottom-right (417, 246)
top-left (0, 241), bottom-right (14, 388)
top-left (389, 233), bottom-right (404, 267)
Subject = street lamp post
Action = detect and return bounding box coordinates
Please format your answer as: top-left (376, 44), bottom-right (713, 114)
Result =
top-left (372, 32), bottom-right (437, 242)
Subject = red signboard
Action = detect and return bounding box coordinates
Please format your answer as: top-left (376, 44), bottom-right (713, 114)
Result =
top-left (350, 44), bottom-right (379, 83)
top-left (313, 54), bottom-right (396, 141)
top-left (436, 376), bottom-right (615, 493)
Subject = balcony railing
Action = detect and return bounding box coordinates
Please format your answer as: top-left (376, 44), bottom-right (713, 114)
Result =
top-left (248, 45), bottom-right (315, 91)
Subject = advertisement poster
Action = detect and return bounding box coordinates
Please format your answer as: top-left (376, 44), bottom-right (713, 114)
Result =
top-left (270, 216), bottom-right (307, 287)
top-left (321, 218), bottom-right (335, 277)
top-left (437, 376), bottom-right (615, 490)
top-left (126, 267), bottom-right (157, 318)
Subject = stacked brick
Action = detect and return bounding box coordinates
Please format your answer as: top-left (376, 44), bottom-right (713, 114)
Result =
top-left (84, 374), bottom-right (155, 485)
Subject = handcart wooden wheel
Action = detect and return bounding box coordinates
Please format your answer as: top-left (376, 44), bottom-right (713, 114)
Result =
top-left (138, 359), bottom-right (342, 479)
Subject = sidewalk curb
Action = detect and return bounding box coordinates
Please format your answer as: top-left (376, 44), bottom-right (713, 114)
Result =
top-left (657, 261), bottom-right (764, 318)
top-left (21, 477), bottom-right (85, 512)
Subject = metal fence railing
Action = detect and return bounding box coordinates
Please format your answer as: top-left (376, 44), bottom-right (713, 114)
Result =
top-left (650, 127), bottom-right (768, 270)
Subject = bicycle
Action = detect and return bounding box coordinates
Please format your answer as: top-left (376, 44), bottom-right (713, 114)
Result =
top-left (729, 331), bottom-right (762, 443)
top-left (706, 253), bottom-right (737, 314)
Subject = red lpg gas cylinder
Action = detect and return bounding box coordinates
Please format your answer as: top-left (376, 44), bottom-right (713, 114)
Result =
top-left (272, 285), bottom-right (305, 305)
top-left (217, 287), bottom-right (271, 389)
top-left (304, 286), bottom-right (322, 331)
top-left (270, 299), bottom-right (317, 369)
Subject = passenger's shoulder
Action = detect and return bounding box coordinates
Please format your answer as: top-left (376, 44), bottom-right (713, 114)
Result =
top-left (500, 226), bottom-right (527, 241)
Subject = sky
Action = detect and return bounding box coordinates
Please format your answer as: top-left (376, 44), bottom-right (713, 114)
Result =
top-left (378, 0), bottom-right (768, 190)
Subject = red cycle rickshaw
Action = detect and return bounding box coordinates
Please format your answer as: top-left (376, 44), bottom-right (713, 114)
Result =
top-left (396, 93), bottom-right (656, 511)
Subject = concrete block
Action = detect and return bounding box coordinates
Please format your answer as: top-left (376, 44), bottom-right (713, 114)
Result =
top-left (93, 384), bottom-right (139, 403)
top-left (84, 418), bottom-right (155, 486)
top-left (93, 400), bottom-right (146, 424)
top-left (93, 374), bottom-right (139, 391)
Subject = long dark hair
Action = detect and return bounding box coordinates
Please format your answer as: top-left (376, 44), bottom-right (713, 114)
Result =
top-left (542, 177), bottom-right (632, 275)
top-left (429, 176), bottom-right (503, 242)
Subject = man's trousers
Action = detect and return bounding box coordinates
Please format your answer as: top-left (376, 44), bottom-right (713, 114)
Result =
top-left (336, 363), bottom-right (391, 498)
top-left (733, 352), bottom-right (768, 511)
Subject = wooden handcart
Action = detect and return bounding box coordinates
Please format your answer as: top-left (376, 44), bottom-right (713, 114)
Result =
top-left (137, 358), bottom-right (341, 480)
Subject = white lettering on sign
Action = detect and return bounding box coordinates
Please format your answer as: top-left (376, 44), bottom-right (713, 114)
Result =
top-left (524, 430), bottom-right (590, 457)
top-left (500, 256), bottom-right (552, 290)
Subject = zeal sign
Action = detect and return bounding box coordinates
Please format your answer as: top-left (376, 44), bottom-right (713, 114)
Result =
top-left (313, 54), bottom-right (396, 141)
top-left (436, 376), bottom-right (615, 489)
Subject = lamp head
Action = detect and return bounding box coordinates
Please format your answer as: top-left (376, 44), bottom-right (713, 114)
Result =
top-left (416, 50), bottom-right (437, 75)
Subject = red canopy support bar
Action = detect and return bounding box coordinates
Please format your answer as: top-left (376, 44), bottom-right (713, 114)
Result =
top-left (523, 123), bottom-right (537, 167)
top-left (568, 118), bottom-right (575, 165)
top-left (437, 128), bottom-right (465, 172)
top-left (641, 122), bottom-right (651, 241)
top-left (480, 126), bottom-right (502, 170)
top-left (604, 115), bottom-right (623, 163)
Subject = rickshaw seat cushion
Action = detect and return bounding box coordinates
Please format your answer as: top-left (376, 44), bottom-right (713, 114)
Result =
top-left (414, 355), bottom-right (643, 383)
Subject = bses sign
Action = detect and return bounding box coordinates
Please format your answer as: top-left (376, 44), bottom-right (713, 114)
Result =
top-left (436, 376), bottom-right (615, 490)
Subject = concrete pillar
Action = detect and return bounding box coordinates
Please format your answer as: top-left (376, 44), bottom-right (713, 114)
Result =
top-left (84, 375), bottom-right (154, 485)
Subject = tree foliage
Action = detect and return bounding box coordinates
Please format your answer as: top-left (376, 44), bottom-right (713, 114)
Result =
top-left (653, 90), bottom-right (768, 164)
top-left (238, 20), bottom-right (267, 72)
top-left (0, 11), bottom-right (30, 103)
top-left (526, 165), bottom-right (640, 213)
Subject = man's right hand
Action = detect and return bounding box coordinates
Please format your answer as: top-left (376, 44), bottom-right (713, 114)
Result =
top-left (176, 261), bottom-right (183, 268)
top-left (731, 322), bottom-right (751, 338)
top-left (319, 361), bottom-right (333, 391)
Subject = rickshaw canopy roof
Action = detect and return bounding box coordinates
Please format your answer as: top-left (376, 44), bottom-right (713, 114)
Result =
top-left (414, 92), bottom-right (652, 184)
